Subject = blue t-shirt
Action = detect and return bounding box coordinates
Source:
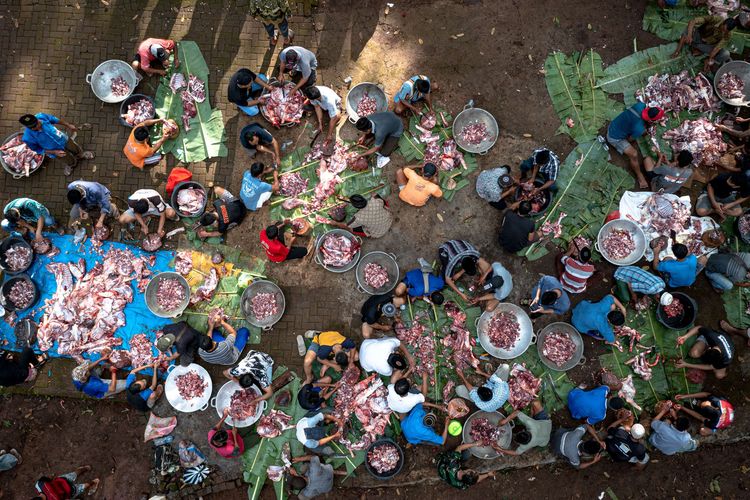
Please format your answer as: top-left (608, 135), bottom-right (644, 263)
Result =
top-left (240, 171), bottom-right (273, 211)
top-left (402, 404), bottom-right (444, 445)
top-left (572, 295), bottom-right (615, 342)
top-left (126, 373), bottom-right (153, 402)
top-left (568, 386), bottom-right (609, 425)
top-left (402, 269), bottom-right (445, 297)
top-left (656, 255), bottom-right (698, 288)
top-left (395, 75), bottom-right (430, 103)
top-left (73, 376), bottom-right (110, 399)
top-left (531, 275), bottom-right (570, 315)
top-left (22, 113), bottom-right (68, 156)
top-left (608, 103), bottom-right (646, 141)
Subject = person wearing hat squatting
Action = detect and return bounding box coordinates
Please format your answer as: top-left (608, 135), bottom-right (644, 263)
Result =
top-left (132, 37), bottom-right (179, 76)
top-left (605, 417), bottom-right (650, 470)
top-left (19, 113), bottom-right (94, 177)
top-left (396, 162), bottom-right (443, 207)
top-left (475, 164), bottom-right (518, 211)
top-left (360, 291), bottom-right (407, 339)
top-left (277, 46), bottom-right (318, 93)
top-left (606, 103), bottom-right (665, 189)
top-left (325, 194), bottom-right (393, 239)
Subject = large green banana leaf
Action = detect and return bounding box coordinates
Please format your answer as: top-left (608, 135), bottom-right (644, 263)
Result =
top-left (544, 50), bottom-right (623, 144)
top-left (722, 222), bottom-right (750, 328)
top-left (154, 41), bottom-right (228, 163)
top-left (520, 141), bottom-right (632, 261)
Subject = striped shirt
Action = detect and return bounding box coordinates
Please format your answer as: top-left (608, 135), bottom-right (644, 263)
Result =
top-left (469, 374), bottom-right (509, 412)
top-left (613, 266), bottom-right (665, 294)
top-left (531, 148), bottom-right (560, 182)
top-left (199, 334), bottom-right (240, 365)
top-left (438, 240), bottom-right (480, 278)
top-left (706, 253), bottom-right (750, 283)
top-left (560, 256), bottom-right (595, 294)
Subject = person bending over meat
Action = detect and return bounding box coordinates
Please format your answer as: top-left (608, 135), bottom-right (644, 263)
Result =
top-left (125, 361), bottom-right (164, 412)
top-left (119, 188), bottom-right (177, 238)
top-left (438, 239), bottom-right (490, 302)
top-left (197, 186), bottom-right (248, 239)
top-left (525, 275), bottom-right (570, 318)
top-left (156, 322), bottom-right (201, 367)
top-left (19, 112), bottom-right (94, 177)
top-left (520, 148), bottom-right (560, 193)
top-left (122, 120), bottom-right (169, 169)
top-left (209, 408), bottom-right (244, 458)
top-left (278, 46), bottom-right (318, 93)
top-left (288, 454), bottom-right (346, 499)
top-left (241, 162), bottom-right (279, 212)
top-left (499, 400), bottom-right (552, 455)
top-left (605, 420), bottom-right (650, 470)
top-left (2, 198), bottom-right (60, 238)
top-left (648, 401), bottom-right (699, 456)
top-left (436, 443), bottom-right (496, 489)
top-left (396, 163), bottom-right (443, 207)
top-left (613, 266), bottom-right (666, 305)
top-left (673, 391), bottom-right (735, 436)
top-left (295, 411), bottom-right (342, 455)
top-left (672, 14), bottom-right (737, 73)
top-left (240, 123), bottom-right (281, 167)
top-left (301, 331), bottom-right (357, 385)
top-left (394, 75), bottom-right (435, 115)
top-left (653, 242), bottom-right (704, 288)
top-left (223, 349), bottom-right (275, 405)
top-left (354, 112), bottom-right (404, 160)
top-left (456, 368), bottom-right (509, 412)
top-left (71, 354), bottom-right (128, 399)
top-left (302, 85), bottom-right (342, 147)
top-left (297, 376), bottom-right (336, 412)
top-left (227, 68), bottom-right (274, 117)
top-left (396, 262), bottom-right (446, 301)
top-left (358, 337), bottom-right (413, 377)
top-left (387, 372), bottom-right (428, 415)
top-left (66, 180), bottom-right (118, 229)
top-left (327, 194), bottom-right (393, 239)
top-left (132, 37), bottom-right (179, 76)
top-left (260, 220), bottom-right (312, 263)
top-left (571, 294), bottom-right (627, 347)
top-left (360, 291), bottom-right (407, 338)
top-left (401, 402), bottom-right (451, 447)
top-left (552, 424), bottom-right (605, 470)
top-left (557, 242), bottom-right (596, 295)
top-left (498, 201), bottom-right (542, 253)
top-left (568, 384), bottom-right (625, 425)
top-left (674, 326), bottom-right (735, 380)
top-left (0, 347), bottom-right (48, 388)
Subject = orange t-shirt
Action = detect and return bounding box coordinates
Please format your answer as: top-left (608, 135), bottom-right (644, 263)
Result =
top-left (123, 129), bottom-right (156, 168)
top-left (398, 167), bottom-right (443, 207)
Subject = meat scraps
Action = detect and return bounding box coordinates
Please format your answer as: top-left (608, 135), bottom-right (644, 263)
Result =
top-left (363, 262), bottom-right (389, 289)
top-left (4, 244), bottom-right (32, 271)
top-left (187, 75), bottom-right (206, 102)
top-left (229, 387), bottom-right (259, 421)
top-left (250, 292), bottom-right (278, 321)
top-left (175, 369), bottom-right (208, 400)
top-left (469, 417), bottom-right (501, 446)
top-left (739, 213), bottom-right (750, 237)
top-left (395, 318), bottom-right (436, 383)
top-left (279, 172), bottom-right (309, 197)
top-left (662, 118), bottom-right (727, 166)
top-left (128, 333), bottom-right (156, 368)
top-left (122, 98), bottom-right (155, 126)
top-left (663, 297), bottom-right (684, 319)
top-left (626, 349), bottom-right (660, 381)
top-left (190, 268), bottom-right (219, 305)
top-left (618, 374), bottom-right (642, 411)
top-left (256, 409), bottom-right (294, 438)
top-left (640, 193), bottom-right (691, 234)
top-left (635, 71), bottom-right (719, 114)
top-left (262, 84), bottom-right (305, 127)
top-left (170, 73), bottom-right (186, 93)
top-left (333, 374), bottom-right (392, 451)
top-left (356, 91), bottom-right (378, 117)
top-left (0, 134), bottom-right (44, 176)
top-left (442, 302), bottom-right (481, 370)
top-left (486, 311), bottom-right (520, 351)
top-left (176, 74), bottom-right (205, 131)
top-left (109, 350), bottom-right (132, 369)
top-left (540, 211), bottom-right (567, 239)
top-left (420, 112), bottom-right (437, 129)
top-left (142, 233), bottom-right (163, 252)
top-left (110, 76), bottom-right (130, 98)
top-left (435, 138), bottom-right (466, 171)
top-left (367, 443), bottom-right (400, 474)
top-left (541, 330), bottom-right (577, 367)
top-left (507, 365), bottom-right (541, 410)
top-left (31, 237), bottom-right (52, 255)
top-left (7, 279), bottom-right (35, 309)
top-left (174, 251), bottom-right (193, 276)
top-left (601, 228), bottom-right (636, 261)
top-left (615, 325), bottom-right (643, 353)
top-left (717, 72), bottom-right (745, 100)
top-left (176, 187), bottom-right (205, 215)
top-left (156, 277), bottom-right (186, 312)
top-left (459, 121), bottom-right (491, 145)
top-left (319, 233), bottom-right (360, 267)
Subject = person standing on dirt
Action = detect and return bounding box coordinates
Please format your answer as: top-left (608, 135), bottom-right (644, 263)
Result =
top-left (674, 326), bottom-right (734, 380)
top-left (132, 37), bottom-right (178, 76)
top-left (520, 148), bottom-right (560, 193)
top-left (394, 75), bottom-right (434, 115)
top-left (278, 46), bottom-right (318, 92)
top-left (1, 197), bottom-right (58, 238)
top-left (249, 0), bottom-right (294, 50)
top-left (498, 201), bottom-right (542, 253)
top-left (19, 113), bottom-right (94, 176)
top-left (551, 424), bottom-right (605, 469)
top-left (66, 180), bottom-right (117, 228)
top-left (672, 14), bottom-right (737, 72)
top-left (303, 85), bottom-right (342, 147)
top-left (606, 103), bottom-right (664, 189)
top-left (33, 465), bottom-right (100, 499)
top-left (354, 111), bottom-right (404, 161)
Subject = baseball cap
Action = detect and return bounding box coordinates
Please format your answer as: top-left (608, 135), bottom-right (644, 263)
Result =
top-left (19, 114), bottom-right (39, 128)
top-left (150, 44), bottom-right (168, 60)
top-left (631, 423), bottom-right (646, 439)
top-left (642, 106), bottom-right (665, 122)
top-left (156, 334), bottom-right (175, 352)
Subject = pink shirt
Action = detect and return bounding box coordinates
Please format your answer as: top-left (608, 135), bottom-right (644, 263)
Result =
top-left (208, 429), bottom-right (245, 458)
top-left (137, 38), bottom-right (175, 69)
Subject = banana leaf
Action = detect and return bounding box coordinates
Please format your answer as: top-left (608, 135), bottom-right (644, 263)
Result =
top-left (153, 41), bottom-right (228, 163)
top-left (520, 141), bottom-right (632, 261)
top-left (544, 50), bottom-right (623, 144)
top-left (722, 227), bottom-right (750, 328)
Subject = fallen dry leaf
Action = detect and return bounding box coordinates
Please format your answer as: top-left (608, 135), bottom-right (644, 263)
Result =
top-left (436, 213), bottom-right (444, 222)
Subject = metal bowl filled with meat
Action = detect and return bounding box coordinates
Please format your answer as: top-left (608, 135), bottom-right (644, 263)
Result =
top-left (1, 131), bottom-right (46, 179)
top-left (452, 102), bottom-right (498, 155)
top-left (314, 229), bottom-right (362, 273)
top-left (260, 83), bottom-right (306, 127)
top-left (595, 219), bottom-right (646, 266)
top-left (211, 380), bottom-right (267, 428)
top-left (345, 82), bottom-right (388, 124)
top-left (145, 272), bottom-right (191, 318)
top-left (476, 303), bottom-right (534, 359)
top-left (656, 292), bottom-right (697, 330)
top-left (714, 61), bottom-right (750, 107)
top-left (1, 274), bottom-right (39, 312)
top-left (536, 322), bottom-right (585, 372)
top-left (737, 210), bottom-right (750, 245)
top-left (164, 363), bottom-right (213, 412)
top-left (462, 410), bottom-right (514, 459)
top-left (364, 438), bottom-right (405, 480)
top-left (86, 59), bottom-right (141, 103)
top-left (119, 94), bottom-right (156, 127)
top-left (0, 237), bottom-right (34, 275)
top-left (240, 279), bottom-right (285, 330)
top-left (170, 181), bottom-right (208, 218)
top-left (355, 251), bottom-right (400, 295)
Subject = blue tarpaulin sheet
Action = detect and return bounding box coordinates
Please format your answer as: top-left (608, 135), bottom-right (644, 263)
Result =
top-left (0, 233), bottom-right (175, 358)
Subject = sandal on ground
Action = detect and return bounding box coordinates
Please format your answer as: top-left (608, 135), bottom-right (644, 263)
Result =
top-left (87, 478), bottom-right (100, 496)
top-left (269, 34), bottom-right (278, 50)
top-left (296, 335), bottom-right (306, 356)
top-left (80, 151), bottom-right (95, 160)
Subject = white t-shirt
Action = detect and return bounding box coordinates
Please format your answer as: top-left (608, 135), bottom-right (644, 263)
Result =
top-left (311, 86), bottom-right (341, 118)
top-left (128, 188), bottom-right (167, 217)
top-left (387, 384), bottom-right (425, 413)
top-left (358, 338), bottom-right (400, 376)
top-left (296, 412), bottom-right (324, 448)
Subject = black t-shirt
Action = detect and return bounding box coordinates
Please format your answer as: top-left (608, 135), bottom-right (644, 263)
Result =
top-left (360, 292), bottom-right (394, 324)
top-left (498, 211), bottom-right (535, 253)
top-left (298, 383), bottom-right (322, 411)
top-left (213, 198), bottom-right (247, 233)
top-left (227, 68), bottom-right (259, 106)
top-left (710, 173), bottom-right (750, 199)
top-left (240, 123), bottom-right (274, 150)
top-left (126, 389), bottom-right (151, 412)
top-left (700, 396), bottom-right (724, 429)
top-left (0, 358), bottom-right (29, 387)
top-left (699, 328), bottom-right (734, 369)
top-left (605, 427), bottom-right (648, 463)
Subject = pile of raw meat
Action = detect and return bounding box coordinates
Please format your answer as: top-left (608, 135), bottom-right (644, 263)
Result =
top-left (170, 73), bottom-right (206, 131)
top-left (279, 172), bottom-right (308, 197)
top-left (367, 442), bottom-right (400, 474)
top-left (635, 71), bottom-right (719, 114)
top-left (38, 249), bottom-right (154, 355)
top-left (190, 268), bottom-right (219, 305)
top-left (256, 410), bottom-right (294, 438)
top-left (662, 118), bottom-right (727, 166)
top-left (663, 297), bottom-right (684, 318)
top-left (262, 84), bottom-right (305, 126)
top-left (443, 302), bottom-right (481, 370)
top-left (626, 349), bottom-right (660, 381)
top-left (319, 233), bottom-right (360, 267)
top-left (162, 119), bottom-right (179, 137)
top-left (109, 350), bottom-right (131, 369)
top-left (517, 183), bottom-right (548, 213)
top-left (420, 112), bottom-right (437, 129)
top-left (507, 365), bottom-right (541, 410)
top-left (208, 307), bottom-right (227, 325)
top-left (540, 212), bottom-right (567, 239)
top-left (229, 387), bottom-right (259, 420)
top-left (717, 72), bottom-right (745, 100)
top-left (122, 98), bottom-right (155, 126)
top-left (706, 0), bottom-right (740, 17)
top-left (110, 76), bottom-right (130, 97)
top-left (641, 193), bottom-right (691, 234)
top-left (0, 135), bottom-right (44, 176)
top-left (601, 228), bottom-right (636, 261)
top-left (250, 292), bottom-right (278, 321)
top-left (156, 277), bottom-right (186, 312)
top-left (615, 325), bottom-right (643, 353)
top-left (469, 417), bottom-right (501, 446)
top-left (142, 233), bottom-right (163, 252)
top-left (128, 333), bottom-right (156, 368)
top-left (176, 187), bottom-right (206, 215)
top-left (363, 262), bottom-right (389, 289)
top-left (4, 244), bottom-right (32, 272)
top-left (739, 213), bottom-right (750, 237)
top-left (356, 91), bottom-right (378, 117)
top-left (435, 139), bottom-right (467, 171)
top-left (333, 373), bottom-right (392, 451)
top-left (459, 121), bottom-right (491, 145)
top-left (395, 318), bottom-right (436, 381)
top-left (174, 251), bottom-right (193, 275)
top-left (175, 370), bottom-right (208, 400)
top-left (486, 311), bottom-right (520, 350)
top-left (541, 330), bottom-right (577, 367)
top-left (7, 279), bottom-right (35, 309)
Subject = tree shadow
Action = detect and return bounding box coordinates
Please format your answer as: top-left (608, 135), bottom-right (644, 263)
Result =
top-left (144, 0), bottom-right (181, 43)
top-left (315, 0), bottom-right (381, 67)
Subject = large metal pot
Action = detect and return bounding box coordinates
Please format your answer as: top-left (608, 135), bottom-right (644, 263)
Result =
top-left (452, 101), bottom-right (498, 155)
top-left (536, 322), bottom-right (586, 372)
top-left (355, 251), bottom-right (399, 294)
top-left (86, 60), bottom-right (141, 103)
top-left (476, 303), bottom-right (535, 359)
top-left (462, 410), bottom-right (514, 459)
top-left (345, 82), bottom-right (388, 124)
top-left (240, 279), bottom-right (286, 330)
top-left (164, 363), bottom-right (213, 413)
top-left (210, 380), bottom-right (267, 428)
top-left (0, 131), bottom-right (46, 179)
top-left (145, 272), bottom-right (190, 318)
top-left (171, 181), bottom-right (208, 218)
top-left (314, 229), bottom-right (362, 273)
top-left (595, 219), bottom-right (647, 266)
top-left (714, 60), bottom-right (750, 107)
top-left (0, 236), bottom-right (34, 275)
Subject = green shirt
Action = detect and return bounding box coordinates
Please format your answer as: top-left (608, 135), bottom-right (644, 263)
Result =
top-left (695, 15), bottom-right (730, 48)
top-left (436, 451), bottom-right (470, 490)
top-left (248, 0), bottom-right (291, 21)
top-left (515, 412), bottom-right (553, 454)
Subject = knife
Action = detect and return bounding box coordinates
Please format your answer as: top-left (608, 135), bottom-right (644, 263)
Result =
top-left (546, 373), bottom-right (563, 405)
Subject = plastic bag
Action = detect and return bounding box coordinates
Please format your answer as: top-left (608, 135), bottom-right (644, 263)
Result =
top-left (178, 440), bottom-right (205, 468)
top-left (144, 413), bottom-right (177, 442)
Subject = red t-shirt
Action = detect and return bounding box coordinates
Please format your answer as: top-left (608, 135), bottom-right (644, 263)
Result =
top-left (260, 229), bottom-right (290, 262)
top-left (137, 38), bottom-right (175, 69)
top-left (208, 429), bottom-right (245, 458)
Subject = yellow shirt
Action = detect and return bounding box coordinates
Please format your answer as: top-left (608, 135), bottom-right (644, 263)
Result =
top-left (312, 331), bottom-right (346, 347)
top-left (399, 167), bottom-right (443, 207)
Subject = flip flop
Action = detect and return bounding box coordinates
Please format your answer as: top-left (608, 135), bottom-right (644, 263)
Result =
top-left (87, 478), bottom-right (100, 496)
top-left (296, 335), bottom-right (306, 356)
top-left (81, 151), bottom-right (95, 160)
